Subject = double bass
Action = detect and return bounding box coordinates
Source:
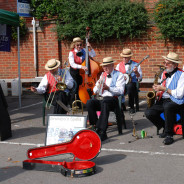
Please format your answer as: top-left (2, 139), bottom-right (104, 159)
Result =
top-left (78, 27), bottom-right (100, 104)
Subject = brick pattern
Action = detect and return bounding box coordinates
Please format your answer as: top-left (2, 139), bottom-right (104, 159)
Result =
top-left (0, 0), bottom-right (184, 84)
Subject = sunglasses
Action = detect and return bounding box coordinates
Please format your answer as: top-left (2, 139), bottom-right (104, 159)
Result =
top-left (76, 44), bottom-right (82, 47)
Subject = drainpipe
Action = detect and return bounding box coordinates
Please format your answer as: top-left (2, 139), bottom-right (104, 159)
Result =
top-left (32, 17), bottom-right (38, 77)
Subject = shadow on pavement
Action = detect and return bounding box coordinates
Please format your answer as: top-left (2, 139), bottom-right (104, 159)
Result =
top-left (95, 154), bottom-right (126, 165)
top-left (10, 127), bottom-right (46, 140)
top-left (0, 166), bottom-right (25, 183)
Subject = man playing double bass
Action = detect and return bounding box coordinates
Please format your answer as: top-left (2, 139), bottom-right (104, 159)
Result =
top-left (116, 48), bottom-right (142, 114)
top-left (68, 37), bottom-right (96, 103)
top-left (145, 52), bottom-right (184, 145)
top-left (86, 57), bottom-right (125, 141)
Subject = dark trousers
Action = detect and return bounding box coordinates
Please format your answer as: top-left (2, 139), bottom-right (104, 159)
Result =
top-left (45, 90), bottom-right (68, 114)
top-left (86, 97), bottom-right (119, 133)
top-left (126, 82), bottom-right (137, 109)
top-left (145, 98), bottom-right (184, 136)
top-left (70, 67), bottom-right (82, 103)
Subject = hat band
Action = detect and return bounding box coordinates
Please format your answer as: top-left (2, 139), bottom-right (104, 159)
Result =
top-left (166, 56), bottom-right (178, 61)
top-left (122, 54), bottom-right (131, 56)
top-left (103, 61), bottom-right (114, 64)
top-left (48, 62), bottom-right (58, 68)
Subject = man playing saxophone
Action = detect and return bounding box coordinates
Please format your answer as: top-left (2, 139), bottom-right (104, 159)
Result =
top-left (145, 52), bottom-right (184, 145)
top-left (86, 57), bottom-right (125, 141)
top-left (31, 59), bottom-right (74, 114)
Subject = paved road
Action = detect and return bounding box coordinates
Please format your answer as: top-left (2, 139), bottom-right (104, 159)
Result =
top-left (1, 93), bottom-right (184, 184)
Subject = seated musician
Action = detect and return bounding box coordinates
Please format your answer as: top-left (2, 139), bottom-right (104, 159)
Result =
top-left (86, 57), bottom-right (125, 141)
top-left (31, 59), bottom-right (74, 114)
top-left (145, 52), bottom-right (184, 145)
top-left (116, 48), bottom-right (142, 114)
top-left (69, 37), bottom-right (96, 103)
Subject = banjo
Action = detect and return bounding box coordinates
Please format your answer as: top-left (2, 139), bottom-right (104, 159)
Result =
top-left (124, 55), bottom-right (149, 84)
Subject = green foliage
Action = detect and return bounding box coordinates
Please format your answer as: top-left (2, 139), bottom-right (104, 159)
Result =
top-left (11, 17), bottom-right (28, 41)
top-left (30, 0), bottom-right (63, 19)
top-left (30, 0), bottom-right (149, 42)
top-left (154, 0), bottom-right (184, 42)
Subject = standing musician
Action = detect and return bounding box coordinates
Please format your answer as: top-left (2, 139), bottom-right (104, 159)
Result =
top-left (69, 37), bottom-right (96, 103)
top-left (145, 52), bottom-right (184, 145)
top-left (31, 59), bottom-right (74, 114)
top-left (116, 48), bottom-right (142, 114)
top-left (86, 57), bottom-right (125, 141)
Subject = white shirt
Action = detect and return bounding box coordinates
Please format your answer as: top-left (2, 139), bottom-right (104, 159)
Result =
top-left (69, 48), bottom-right (96, 69)
top-left (36, 70), bottom-right (74, 94)
top-left (162, 71), bottom-right (184, 99)
top-left (93, 70), bottom-right (125, 97)
top-left (116, 62), bottom-right (142, 81)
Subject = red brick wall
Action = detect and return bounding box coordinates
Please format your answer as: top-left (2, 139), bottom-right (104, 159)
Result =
top-left (0, 0), bottom-right (184, 82)
top-left (0, 0), bottom-right (17, 11)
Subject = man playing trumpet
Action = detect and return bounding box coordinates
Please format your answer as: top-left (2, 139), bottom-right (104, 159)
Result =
top-left (86, 57), bottom-right (125, 141)
top-left (145, 52), bottom-right (184, 145)
top-left (31, 59), bottom-right (74, 114)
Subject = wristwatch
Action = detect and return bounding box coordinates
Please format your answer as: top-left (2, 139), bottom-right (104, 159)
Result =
top-left (165, 87), bottom-right (168, 93)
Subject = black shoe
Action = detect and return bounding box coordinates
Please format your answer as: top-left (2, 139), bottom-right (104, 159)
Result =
top-left (163, 136), bottom-right (174, 145)
top-left (99, 132), bottom-right (108, 141)
top-left (136, 107), bottom-right (139, 112)
top-left (129, 108), bottom-right (135, 114)
top-left (159, 132), bottom-right (166, 138)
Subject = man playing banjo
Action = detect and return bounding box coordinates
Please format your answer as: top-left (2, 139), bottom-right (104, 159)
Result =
top-left (116, 48), bottom-right (142, 114)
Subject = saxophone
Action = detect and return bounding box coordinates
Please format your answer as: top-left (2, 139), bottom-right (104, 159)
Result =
top-left (146, 67), bottom-right (165, 108)
top-left (146, 73), bottom-right (159, 108)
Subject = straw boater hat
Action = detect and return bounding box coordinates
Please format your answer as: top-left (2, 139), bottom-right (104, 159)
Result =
top-left (100, 57), bottom-right (117, 66)
top-left (45, 59), bottom-right (60, 70)
top-left (120, 48), bottom-right (133, 57)
top-left (72, 37), bottom-right (83, 43)
top-left (70, 37), bottom-right (83, 49)
top-left (162, 52), bottom-right (181, 64)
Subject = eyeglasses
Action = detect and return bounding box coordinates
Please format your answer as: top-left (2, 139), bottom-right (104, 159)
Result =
top-left (163, 61), bottom-right (173, 65)
top-left (76, 44), bottom-right (82, 47)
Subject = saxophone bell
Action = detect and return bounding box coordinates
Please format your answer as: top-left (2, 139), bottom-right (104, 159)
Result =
top-left (146, 66), bottom-right (165, 108)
